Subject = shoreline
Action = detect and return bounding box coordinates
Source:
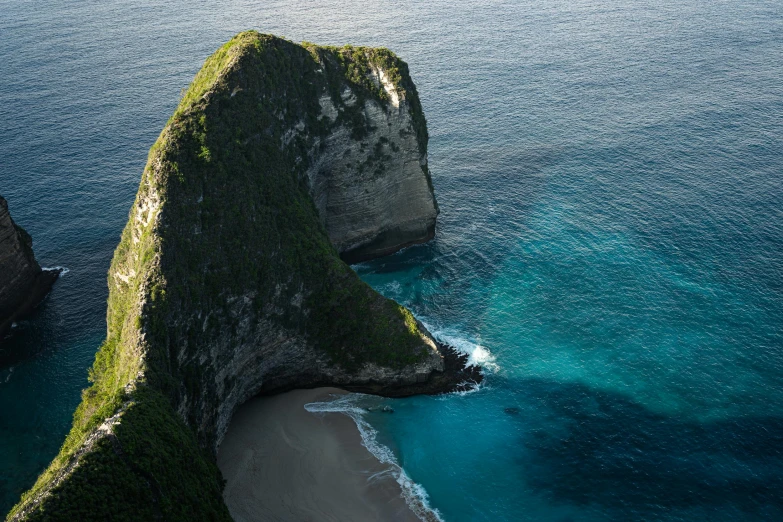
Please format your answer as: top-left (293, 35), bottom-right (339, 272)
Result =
top-left (217, 388), bottom-right (430, 522)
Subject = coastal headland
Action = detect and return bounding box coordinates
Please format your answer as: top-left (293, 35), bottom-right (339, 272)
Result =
top-left (7, 31), bottom-right (479, 521)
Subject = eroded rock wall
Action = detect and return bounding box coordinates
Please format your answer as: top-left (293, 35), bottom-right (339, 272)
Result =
top-left (0, 196), bottom-right (58, 336)
top-left (308, 70), bottom-right (438, 262)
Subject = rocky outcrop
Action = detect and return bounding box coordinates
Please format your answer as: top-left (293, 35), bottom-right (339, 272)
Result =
top-left (8, 32), bottom-right (476, 522)
top-left (308, 65), bottom-right (438, 262)
top-left (0, 196), bottom-right (60, 337)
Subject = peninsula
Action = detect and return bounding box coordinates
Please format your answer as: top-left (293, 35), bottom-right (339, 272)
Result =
top-left (8, 32), bottom-right (479, 521)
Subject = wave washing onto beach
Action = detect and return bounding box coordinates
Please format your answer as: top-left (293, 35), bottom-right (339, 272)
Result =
top-left (305, 394), bottom-right (445, 522)
top-left (304, 328), bottom-right (497, 521)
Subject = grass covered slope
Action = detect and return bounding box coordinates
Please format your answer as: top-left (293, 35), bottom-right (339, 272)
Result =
top-left (8, 32), bottom-right (447, 521)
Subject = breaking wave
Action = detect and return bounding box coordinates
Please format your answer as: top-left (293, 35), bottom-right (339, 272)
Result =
top-left (305, 394), bottom-right (445, 522)
top-left (420, 321), bottom-right (499, 373)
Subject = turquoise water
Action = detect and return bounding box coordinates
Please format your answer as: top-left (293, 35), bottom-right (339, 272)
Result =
top-left (1, 0), bottom-right (782, 519)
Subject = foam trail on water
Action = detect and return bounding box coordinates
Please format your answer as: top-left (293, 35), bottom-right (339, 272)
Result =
top-left (42, 266), bottom-right (70, 276)
top-left (382, 280), bottom-right (402, 296)
top-left (305, 394), bottom-right (445, 522)
top-left (446, 379), bottom-right (485, 397)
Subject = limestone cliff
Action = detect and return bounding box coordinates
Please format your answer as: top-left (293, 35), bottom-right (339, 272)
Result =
top-left (308, 55), bottom-right (438, 262)
top-left (8, 32), bottom-right (477, 522)
top-left (0, 196), bottom-right (60, 338)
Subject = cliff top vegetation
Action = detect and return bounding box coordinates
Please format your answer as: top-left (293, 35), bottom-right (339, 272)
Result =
top-left (9, 32), bottom-right (435, 521)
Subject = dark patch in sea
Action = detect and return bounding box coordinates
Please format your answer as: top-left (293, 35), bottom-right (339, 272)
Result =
top-left (516, 379), bottom-right (783, 520)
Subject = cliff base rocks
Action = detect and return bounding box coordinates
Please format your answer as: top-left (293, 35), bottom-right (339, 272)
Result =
top-left (0, 196), bottom-right (60, 338)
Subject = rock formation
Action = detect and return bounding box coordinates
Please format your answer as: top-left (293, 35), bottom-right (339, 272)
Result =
top-left (8, 32), bottom-right (478, 522)
top-left (308, 58), bottom-right (438, 262)
top-left (0, 196), bottom-right (60, 338)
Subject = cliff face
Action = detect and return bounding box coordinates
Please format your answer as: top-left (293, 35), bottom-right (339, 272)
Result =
top-left (308, 61), bottom-right (438, 262)
top-left (0, 196), bottom-right (59, 337)
top-left (9, 33), bottom-right (476, 522)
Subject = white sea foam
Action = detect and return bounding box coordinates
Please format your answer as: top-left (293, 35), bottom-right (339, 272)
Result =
top-left (420, 321), bottom-right (499, 373)
top-left (383, 280), bottom-right (402, 295)
top-left (446, 379), bottom-right (485, 397)
top-left (42, 266), bottom-right (70, 276)
top-left (305, 394), bottom-right (445, 522)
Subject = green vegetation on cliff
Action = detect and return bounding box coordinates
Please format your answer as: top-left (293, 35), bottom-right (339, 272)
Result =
top-left (9, 32), bottom-right (436, 521)
top-left (14, 388), bottom-right (229, 522)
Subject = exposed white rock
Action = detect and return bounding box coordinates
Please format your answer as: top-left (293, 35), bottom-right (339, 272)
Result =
top-left (307, 78), bottom-right (437, 262)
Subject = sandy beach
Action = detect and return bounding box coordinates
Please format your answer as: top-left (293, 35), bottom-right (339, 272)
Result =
top-left (217, 388), bottom-right (422, 522)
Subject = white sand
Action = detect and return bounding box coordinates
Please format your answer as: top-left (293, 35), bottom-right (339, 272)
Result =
top-left (217, 388), bottom-right (421, 522)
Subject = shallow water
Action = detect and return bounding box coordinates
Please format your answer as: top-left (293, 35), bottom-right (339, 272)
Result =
top-left (1, 0), bottom-right (782, 519)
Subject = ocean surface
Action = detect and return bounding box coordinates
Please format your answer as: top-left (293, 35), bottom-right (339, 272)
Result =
top-left (1, 0), bottom-right (782, 519)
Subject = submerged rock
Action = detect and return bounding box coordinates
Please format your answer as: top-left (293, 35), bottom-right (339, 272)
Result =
top-left (9, 32), bottom-right (478, 521)
top-left (0, 196), bottom-right (60, 338)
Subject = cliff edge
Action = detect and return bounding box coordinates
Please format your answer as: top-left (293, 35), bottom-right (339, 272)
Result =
top-left (8, 32), bottom-right (477, 521)
top-left (0, 196), bottom-right (60, 338)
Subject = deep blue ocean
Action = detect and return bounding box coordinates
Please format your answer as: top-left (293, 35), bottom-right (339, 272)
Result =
top-left (1, 0), bottom-right (782, 520)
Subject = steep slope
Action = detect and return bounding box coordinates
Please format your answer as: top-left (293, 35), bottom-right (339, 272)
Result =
top-left (8, 32), bottom-right (477, 521)
top-left (305, 43), bottom-right (438, 262)
top-left (0, 196), bottom-right (60, 338)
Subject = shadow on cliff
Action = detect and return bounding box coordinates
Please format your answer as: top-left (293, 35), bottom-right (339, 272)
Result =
top-left (499, 376), bottom-right (783, 520)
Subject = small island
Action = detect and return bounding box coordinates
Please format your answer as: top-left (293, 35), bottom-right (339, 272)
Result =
top-left (8, 32), bottom-right (479, 521)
